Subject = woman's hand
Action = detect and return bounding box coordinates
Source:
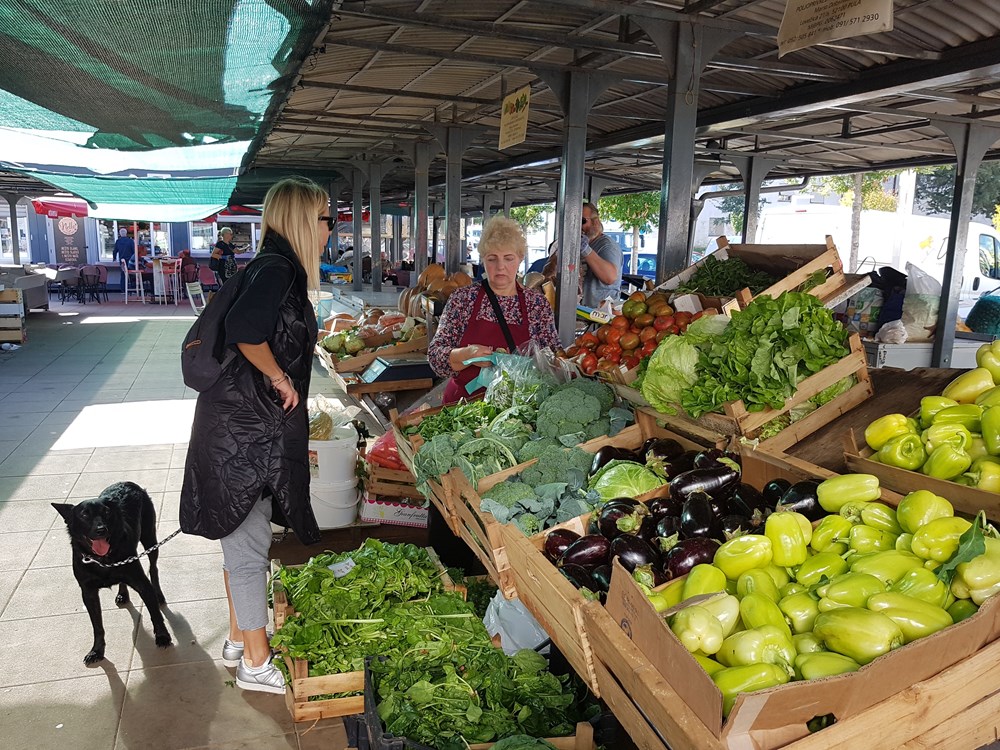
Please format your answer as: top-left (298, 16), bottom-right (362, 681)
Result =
top-left (272, 374), bottom-right (299, 412)
top-left (448, 344), bottom-right (493, 372)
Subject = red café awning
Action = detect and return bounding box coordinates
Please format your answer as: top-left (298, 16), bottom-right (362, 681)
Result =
top-left (31, 198), bottom-right (89, 218)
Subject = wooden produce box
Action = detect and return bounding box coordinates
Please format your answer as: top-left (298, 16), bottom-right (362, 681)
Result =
top-left (656, 235), bottom-right (850, 310)
top-left (365, 461), bottom-right (419, 500)
top-left (0, 288), bottom-right (26, 344)
top-left (637, 332), bottom-right (873, 453)
top-left (596, 450), bottom-right (999, 749)
top-left (315, 334), bottom-right (429, 375)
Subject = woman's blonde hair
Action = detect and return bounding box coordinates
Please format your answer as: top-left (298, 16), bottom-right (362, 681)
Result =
top-left (258, 177), bottom-right (328, 288)
top-left (479, 215), bottom-right (527, 260)
top-left (219, 227), bottom-right (233, 238)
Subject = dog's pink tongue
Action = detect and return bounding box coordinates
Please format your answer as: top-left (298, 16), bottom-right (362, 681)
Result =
top-left (90, 538), bottom-right (110, 557)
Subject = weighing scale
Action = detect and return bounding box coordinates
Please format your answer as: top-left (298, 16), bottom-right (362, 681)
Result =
top-left (360, 356), bottom-right (436, 384)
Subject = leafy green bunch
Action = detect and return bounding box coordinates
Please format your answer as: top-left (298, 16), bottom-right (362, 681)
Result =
top-left (406, 400), bottom-right (498, 441)
top-left (676, 255), bottom-right (777, 297)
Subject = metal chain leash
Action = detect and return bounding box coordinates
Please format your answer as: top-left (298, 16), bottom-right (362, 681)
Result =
top-left (80, 528), bottom-right (183, 568)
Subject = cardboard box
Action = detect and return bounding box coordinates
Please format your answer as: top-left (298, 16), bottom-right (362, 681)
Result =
top-left (359, 496), bottom-right (429, 528)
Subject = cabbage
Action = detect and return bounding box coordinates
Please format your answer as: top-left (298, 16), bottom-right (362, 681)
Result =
top-left (588, 459), bottom-right (666, 501)
top-left (682, 313), bottom-right (730, 344)
top-left (640, 336), bottom-right (700, 414)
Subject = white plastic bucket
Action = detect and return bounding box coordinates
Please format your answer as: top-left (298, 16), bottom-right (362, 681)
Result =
top-left (308, 424), bottom-right (358, 483)
top-left (311, 478), bottom-right (360, 529)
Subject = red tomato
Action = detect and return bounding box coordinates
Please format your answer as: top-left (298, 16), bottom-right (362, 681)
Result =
top-left (578, 332), bottom-right (599, 349)
top-left (565, 345), bottom-right (582, 357)
top-left (622, 355), bottom-right (641, 370)
top-left (596, 324), bottom-right (612, 343)
top-left (655, 329), bottom-right (670, 342)
top-left (620, 332), bottom-right (640, 351)
top-left (605, 328), bottom-right (623, 346)
top-left (653, 315), bottom-right (675, 331)
top-left (580, 352), bottom-right (598, 375)
top-left (611, 315), bottom-right (630, 330)
top-left (639, 326), bottom-right (658, 343)
top-left (640, 339), bottom-right (658, 357)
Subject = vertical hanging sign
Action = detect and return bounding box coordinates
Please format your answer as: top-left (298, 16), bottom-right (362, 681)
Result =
top-left (498, 85), bottom-right (531, 150)
top-left (54, 216), bottom-right (84, 265)
top-left (778, 0), bottom-right (893, 57)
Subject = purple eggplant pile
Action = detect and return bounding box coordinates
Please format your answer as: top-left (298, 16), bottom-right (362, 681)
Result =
top-left (543, 446), bottom-right (808, 601)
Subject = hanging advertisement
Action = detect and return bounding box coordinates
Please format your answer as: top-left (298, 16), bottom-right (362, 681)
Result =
top-left (778, 0), bottom-right (892, 57)
top-left (54, 215), bottom-right (85, 265)
top-left (498, 85), bottom-right (531, 150)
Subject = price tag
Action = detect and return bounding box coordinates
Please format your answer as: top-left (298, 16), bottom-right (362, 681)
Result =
top-left (328, 558), bottom-right (356, 578)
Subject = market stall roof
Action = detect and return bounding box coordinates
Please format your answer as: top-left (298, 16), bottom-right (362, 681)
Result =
top-left (245, 0), bottom-right (1000, 212)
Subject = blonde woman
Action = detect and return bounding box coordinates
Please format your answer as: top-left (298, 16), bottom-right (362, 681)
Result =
top-left (180, 177), bottom-right (329, 694)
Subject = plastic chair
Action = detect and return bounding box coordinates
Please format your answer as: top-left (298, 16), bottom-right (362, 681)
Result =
top-left (186, 281), bottom-right (207, 315)
top-left (121, 259), bottom-right (145, 304)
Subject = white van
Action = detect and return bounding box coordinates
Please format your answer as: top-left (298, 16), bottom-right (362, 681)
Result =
top-left (755, 204), bottom-right (1000, 305)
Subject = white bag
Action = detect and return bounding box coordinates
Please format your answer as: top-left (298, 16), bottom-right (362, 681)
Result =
top-left (482, 592), bottom-right (549, 655)
top-left (900, 263), bottom-right (941, 341)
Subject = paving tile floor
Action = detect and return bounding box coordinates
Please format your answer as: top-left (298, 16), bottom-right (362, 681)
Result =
top-left (0, 294), bottom-right (367, 750)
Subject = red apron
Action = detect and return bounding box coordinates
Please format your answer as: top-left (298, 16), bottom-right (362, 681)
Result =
top-left (442, 285), bottom-right (530, 404)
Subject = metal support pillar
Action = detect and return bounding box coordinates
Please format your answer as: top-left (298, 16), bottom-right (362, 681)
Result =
top-left (425, 125), bottom-right (484, 274)
top-left (932, 124), bottom-right (999, 367)
top-left (431, 210), bottom-right (440, 263)
top-left (369, 163), bottom-right (384, 292)
top-left (503, 191), bottom-right (513, 217)
top-left (584, 176), bottom-right (613, 205)
top-left (731, 157), bottom-right (779, 243)
top-left (541, 71), bottom-right (613, 346)
top-left (411, 142), bottom-right (432, 280)
top-left (392, 215), bottom-right (403, 265)
top-left (351, 169), bottom-right (366, 292)
top-left (1, 194), bottom-right (22, 264)
top-left (327, 179), bottom-right (348, 262)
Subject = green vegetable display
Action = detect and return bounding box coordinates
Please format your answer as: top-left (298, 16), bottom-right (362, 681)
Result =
top-left (676, 255), bottom-right (777, 297)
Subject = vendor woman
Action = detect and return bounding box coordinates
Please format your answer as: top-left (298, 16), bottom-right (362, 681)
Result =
top-left (428, 215), bottom-right (559, 404)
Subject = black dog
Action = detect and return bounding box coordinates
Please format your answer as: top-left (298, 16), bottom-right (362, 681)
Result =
top-left (52, 481), bottom-right (172, 664)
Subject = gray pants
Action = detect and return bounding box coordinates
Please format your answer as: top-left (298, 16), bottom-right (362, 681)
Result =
top-left (220, 496), bottom-right (272, 632)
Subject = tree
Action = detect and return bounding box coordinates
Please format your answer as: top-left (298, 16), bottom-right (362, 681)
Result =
top-left (916, 162), bottom-right (1000, 218)
top-left (509, 203), bottom-right (551, 233)
top-left (597, 191), bottom-right (661, 272)
top-left (718, 194), bottom-right (766, 237)
top-left (819, 170), bottom-right (900, 272)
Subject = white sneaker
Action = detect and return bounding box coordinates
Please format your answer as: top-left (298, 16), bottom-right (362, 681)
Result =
top-left (235, 655), bottom-right (286, 695)
top-left (222, 639), bottom-right (244, 668)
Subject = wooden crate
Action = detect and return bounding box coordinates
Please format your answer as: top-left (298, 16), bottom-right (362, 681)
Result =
top-left (365, 461), bottom-right (420, 500)
top-left (315, 334), bottom-right (429, 375)
top-left (0, 289), bottom-right (25, 344)
top-left (637, 332), bottom-right (873, 452)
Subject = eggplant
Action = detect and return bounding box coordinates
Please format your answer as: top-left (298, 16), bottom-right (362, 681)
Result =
top-left (680, 491), bottom-right (724, 541)
top-left (775, 480), bottom-right (824, 521)
top-left (637, 513), bottom-right (660, 544)
top-left (693, 448), bottom-right (741, 470)
top-left (655, 514), bottom-right (683, 540)
top-left (647, 495), bottom-right (683, 520)
top-left (561, 564), bottom-right (595, 590)
top-left (663, 450), bottom-right (699, 477)
top-left (644, 437), bottom-right (685, 462)
top-left (610, 534), bottom-right (660, 573)
top-left (632, 563), bottom-right (667, 589)
top-left (603, 497), bottom-right (640, 510)
top-left (719, 513), bottom-right (753, 537)
top-left (591, 564), bottom-right (613, 593)
top-left (669, 464), bottom-right (741, 504)
top-left (663, 537), bottom-right (721, 580)
top-left (560, 534), bottom-right (611, 568)
top-left (544, 528), bottom-right (581, 563)
top-left (762, 478), bottom-right (792, 506)
top-left (729, 483), bottom-right (770, 517)
top-left (597, 503), bottom-right (648, 540)
top-left (591, 446), bottom-right (639, 474)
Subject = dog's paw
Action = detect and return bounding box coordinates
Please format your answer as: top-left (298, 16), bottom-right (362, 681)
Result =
top-left (115, 592), bottom-right (130, 606)
top-left (154, 632), bottom-right (172, 649)
top-left (84, 649), bottom-right (105, 665)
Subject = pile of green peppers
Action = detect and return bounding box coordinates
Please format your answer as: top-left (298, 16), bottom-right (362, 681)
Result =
top-left (864, 350), bottom-right (1000, 491)
top-left (650, 474), bottom-right (997, 718)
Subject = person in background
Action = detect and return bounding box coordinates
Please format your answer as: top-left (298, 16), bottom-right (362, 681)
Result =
top-left (212, 227), bottom-right (239, 284)
top-left (180, 177), bottom-right (327, 695)
top-left (581, 203), bottom-right (623, 308)
top-left (179, 248), bottom-right (196, 268)
top-left (428, 215), bottom-right (559, 404)
top-left (113, 228), bottom-right (135, 293)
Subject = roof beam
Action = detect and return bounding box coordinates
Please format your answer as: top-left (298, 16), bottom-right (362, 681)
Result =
top-left (298, 79), bottom-right (497, 105)
top-left (532, 0), bottom-right (772, 34)
top-left (711, 127), bottom-right (956, 155)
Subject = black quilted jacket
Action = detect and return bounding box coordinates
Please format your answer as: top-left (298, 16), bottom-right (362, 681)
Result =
top-left (179, 233), bottom-right (321, 543)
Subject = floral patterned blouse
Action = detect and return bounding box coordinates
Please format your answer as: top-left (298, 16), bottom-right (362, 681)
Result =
top-left (428, 283), bottom-right (560, 378)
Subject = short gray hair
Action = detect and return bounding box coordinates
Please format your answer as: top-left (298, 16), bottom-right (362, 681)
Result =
top-left (479, 215), bottom-right (527, 259)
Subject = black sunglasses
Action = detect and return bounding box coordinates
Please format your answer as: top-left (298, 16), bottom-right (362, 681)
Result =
top-left (319, 215), bottom-right (335, 230)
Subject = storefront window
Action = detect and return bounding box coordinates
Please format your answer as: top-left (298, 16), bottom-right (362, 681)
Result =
top-left (98, 220), bottom-right (115, 259)
top-left (191, 222), bottom-right (215, 253)
top-left (151, 223), bottom-right (170, 255)
top-left (0, 204), bottom-right (29, 262)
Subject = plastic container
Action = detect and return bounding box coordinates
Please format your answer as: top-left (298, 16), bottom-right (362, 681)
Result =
top-left (311, 478), bottom-right (360, 529)
top-left (309, 423), bottom-right (358, 483)
top-left (309, 289), bottom-right (336, 323)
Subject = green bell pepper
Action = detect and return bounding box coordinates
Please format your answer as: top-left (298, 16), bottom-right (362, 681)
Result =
top-left (716, 625), bottom-right (796, 672)
top-left (896, 490), bottom-right (954, 534)
top-left (817, 474), bottom-right (881, 513)
top-left (794, 551), bottom-right (849, 587)
top-left (942, 367), bottom-right (996, 404)
top-left (966, 456), bottom-right (1000, 492)
top-left (839, 501), bottom-right (902, 535)
top-left (866, 592), bottom-right (954, 643)
top-left (740, 592), bottom-right (792, 638)
top-left (713, 534), bottom-right (772, 581)
top-left (849, 524), bottom-right (898, 554)
top-left (895, 532), bottom-right (914, 552)
top-left (864, 414), bottom-right (915, 452)
top-left (976, 341), bottom-right (1000, 384)
top-left (889, 567), bottom-right (951, 608)
top-left (922, 423), bottom-right (973, 454)
top-left (930, 404), bottom-right (983, 433)
top-left (761, 563), bottom-right (791, 589)
top-left (648, 577), bottom-right (685, 612)
top-left (816, 572), bottom-right (886, 611)
top-left (737, 569), bottom-right (781, 603)
top-left (810, 515), bottom-right (855, 553)
top-left (765, 512), bottom-right (809, 567)
top-left (947, 599), bottom-right (979, 623)
top-left (920, 395), bottom-right (959, 427)
top-left (670, 605), bottom-right (725, 654)
top-left (794, 652), bottom-right (861, 681)
top-left (682, 563), bottom-right (728, 601)
top-left (693, 653), bottom-right (726, 676)
top-left (778, 591), bottom-right (820, 634)
top-left (877, 433), bottom-right (927, 471)
top-left (700, 593), bottom-right (742, 638)
top-left (976, 385), bottom-right (1000, 409)
top-left (968, 436), bottom-right (990, 461)
top-left (712, 663), bottom-right (790, 717)
top-left (780, 582), bottom-right (808, 598)
top-left (792, 632), bottom-right (827, 655)
top-left (954, 537), bottom-right (1000, 605)
top-left (981, 405), bottom-right (1000, 456)
top-left (921, 444), bottom-right (972, 480)
top-left (910, 516), bottom-right (973, 563)
top-left (813, 607), bottom-right (905, 665)
top-left (849, 550), bottom-right (924, 586)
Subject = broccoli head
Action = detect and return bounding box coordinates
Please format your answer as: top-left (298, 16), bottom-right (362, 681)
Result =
top-left (480, 480), bottom-right (538, 509)
top-left (555, 378), bottom-right (614, 414)
top-left (513, 513), bottom-right (543, 536)
top-left (516, 436), bottom-right (560, 464)
top-left (584, 417), bottom-right (611, 442)
top-left (520, 445), bottom-right (595, 487)
top-left (535, 388), bottom-right (601, 439)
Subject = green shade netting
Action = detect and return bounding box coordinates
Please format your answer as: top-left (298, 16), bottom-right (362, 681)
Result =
top-left (0, 0), bottom-right (333, 212)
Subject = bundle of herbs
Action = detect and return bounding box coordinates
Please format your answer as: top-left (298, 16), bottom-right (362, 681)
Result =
top-left (676, 255), bottom-right (776, 297)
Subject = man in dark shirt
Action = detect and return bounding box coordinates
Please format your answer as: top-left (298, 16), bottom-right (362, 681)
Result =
top-left (113, 228), bottom-right (135, 293)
